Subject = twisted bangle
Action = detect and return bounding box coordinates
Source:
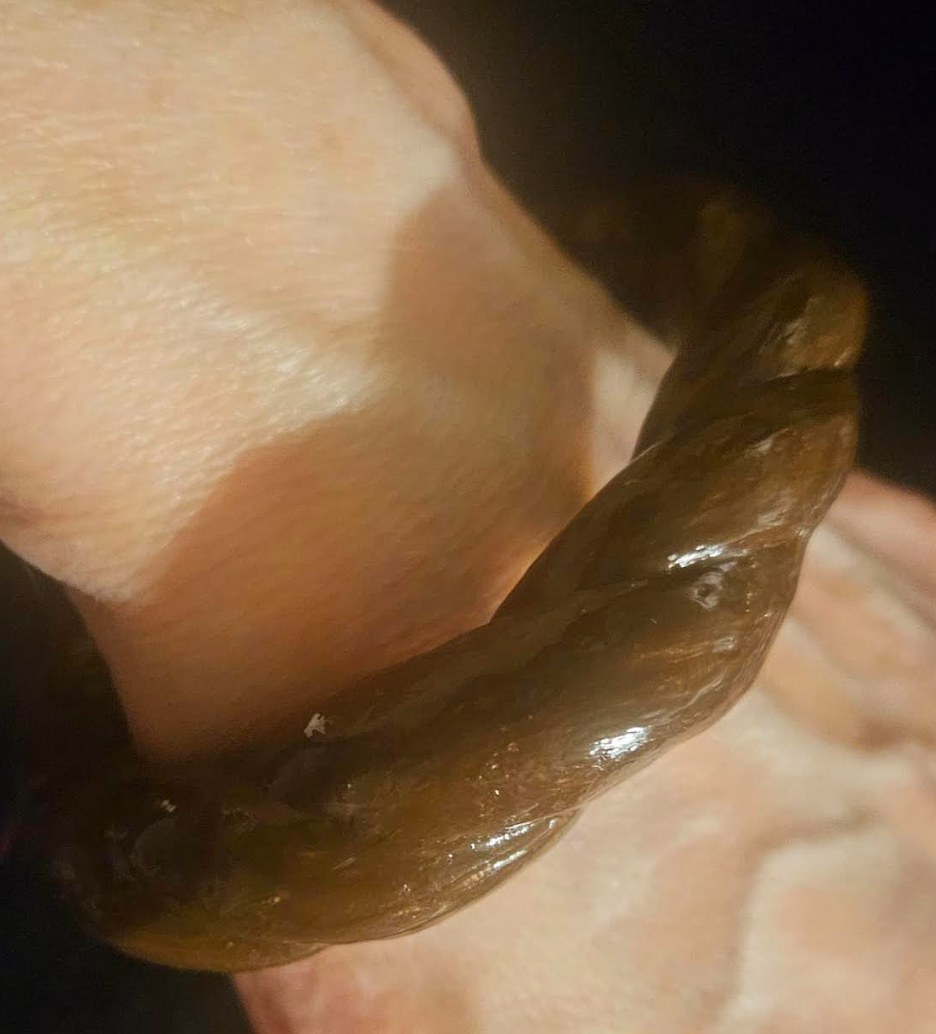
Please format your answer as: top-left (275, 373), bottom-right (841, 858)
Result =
top-left (16, 185), bottom-right (865, 972)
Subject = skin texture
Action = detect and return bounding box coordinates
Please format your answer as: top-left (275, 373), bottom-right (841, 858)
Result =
top-left (0, 0), bottom-right (666, 765)
top-left (15, 131), bottom-right (864, 975)
top-left (2, 1), bottom-right (933, 1028)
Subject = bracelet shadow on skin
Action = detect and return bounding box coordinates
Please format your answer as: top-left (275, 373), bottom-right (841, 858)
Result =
top-left (8, 184), bottom-right (866, 972)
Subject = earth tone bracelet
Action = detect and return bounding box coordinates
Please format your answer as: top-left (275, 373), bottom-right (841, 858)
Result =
top-left (11, 185), bottom-right (866, 972)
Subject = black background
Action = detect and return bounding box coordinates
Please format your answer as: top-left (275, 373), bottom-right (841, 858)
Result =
top-left (2, 2), bottom-right (933, 1031)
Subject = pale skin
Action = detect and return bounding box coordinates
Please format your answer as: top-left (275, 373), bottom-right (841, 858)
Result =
top-left (2, 2), bottom-right (935, 1031)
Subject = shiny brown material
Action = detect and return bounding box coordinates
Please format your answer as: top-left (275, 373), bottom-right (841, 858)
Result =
top-left (15, 186), bottom-right (865, 971)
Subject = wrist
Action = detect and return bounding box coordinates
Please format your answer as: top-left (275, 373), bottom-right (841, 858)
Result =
top-left (75, 171), bottom-right (667, 764)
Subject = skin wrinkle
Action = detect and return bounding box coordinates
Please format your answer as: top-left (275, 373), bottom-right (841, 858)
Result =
top-left (830, 476), bottom-right (936, 589)
top-left (722, 823), bottom-right (936, 1032)
top-left (652, 696), bottom-right (936, 1034)
top-left (826, 514), bottom-right (936, 627)
top-left (764, 521), bottom-right (936, 748)
top-left (871, 754), bottom-right (936, 870)
top-left (666, 705), bottom-right (847, 1032)
top-left (713, 819), bottom-right (876, 1033)
top-left (714, 694), bottom-right (936, 1030)
top-left (762, 614), bottom-right (883, 748)
top-left (799, 531), bottom-right (936, 660)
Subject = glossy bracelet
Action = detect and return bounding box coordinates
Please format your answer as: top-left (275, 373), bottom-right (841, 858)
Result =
top-left (10, 186), bottom-right (866, 972)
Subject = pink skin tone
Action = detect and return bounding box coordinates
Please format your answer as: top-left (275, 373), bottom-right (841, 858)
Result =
top-left (2, 2), bottom-right (935, 1030)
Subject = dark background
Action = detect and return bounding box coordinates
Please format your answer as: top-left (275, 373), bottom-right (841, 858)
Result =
top-left (2, 2), bottom-right (933, 1031)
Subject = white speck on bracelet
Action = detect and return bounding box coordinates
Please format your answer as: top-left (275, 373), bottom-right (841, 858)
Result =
top-left (304, 713), bottom-right (328, 738)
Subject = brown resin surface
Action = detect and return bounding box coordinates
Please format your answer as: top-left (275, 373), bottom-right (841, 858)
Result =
top-left (14, 187), bottom-right (865, 971)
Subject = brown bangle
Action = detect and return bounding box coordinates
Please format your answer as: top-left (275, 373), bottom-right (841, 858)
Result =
top-left (13, 184), bottom-right (865, 973)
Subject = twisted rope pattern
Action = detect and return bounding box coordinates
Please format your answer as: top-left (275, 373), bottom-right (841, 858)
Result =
top-left (20, 187), bottom-right (865, 971)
